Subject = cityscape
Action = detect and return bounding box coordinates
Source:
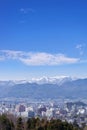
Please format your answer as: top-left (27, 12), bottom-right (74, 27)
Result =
top-left (0, 99), bottom-right (87, 127)
top-left (0, 0), bottom-right (87, 130)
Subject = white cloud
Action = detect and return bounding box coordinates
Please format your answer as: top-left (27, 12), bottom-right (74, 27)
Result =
top-left (20, 8), bottom-right (34, 14)
top-left (0, 50), bottom-right (79, 66)
top-left (76, 44), bottom-right (85, 55)
top-left (20, 53), bottom-right (79, 65)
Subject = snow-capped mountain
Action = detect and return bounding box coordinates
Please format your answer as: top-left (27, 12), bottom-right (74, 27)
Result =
top-left (0, 77), bottom-right (87, 99)
top-left (0, 76), bottom-right (79, 85)
top-left (30, 76), bottom-right (73, 85)
top-left (1, 76), bottom-right (73, 85)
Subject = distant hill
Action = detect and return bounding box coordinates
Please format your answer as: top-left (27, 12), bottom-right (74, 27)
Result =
top-left (0, 77), bottom-right (87, 99)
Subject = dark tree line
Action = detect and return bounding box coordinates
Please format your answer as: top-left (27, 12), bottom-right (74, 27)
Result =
top-left (0, 114), bottom-right (81, 130)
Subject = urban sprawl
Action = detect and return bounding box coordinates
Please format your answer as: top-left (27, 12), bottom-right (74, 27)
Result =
top-left (0, 99), bottom-right (87, 127)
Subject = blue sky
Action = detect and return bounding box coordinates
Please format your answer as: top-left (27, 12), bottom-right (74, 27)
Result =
top-left (0, 0), bottom-right (87, 80)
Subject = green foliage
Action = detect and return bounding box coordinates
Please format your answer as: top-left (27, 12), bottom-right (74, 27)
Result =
top-left (16, 117), bottom-right (24, 130)
top-left (0, 114), bottom-right (12, 130)
top-left (0, 114), bottom-right (81, 130)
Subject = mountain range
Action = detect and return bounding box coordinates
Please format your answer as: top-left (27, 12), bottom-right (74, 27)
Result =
top-left (0, 76), bottom-right (87, 99)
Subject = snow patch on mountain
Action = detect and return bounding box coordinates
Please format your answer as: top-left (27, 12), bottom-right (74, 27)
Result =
top-left (30, 76), bottom-right (73, 85)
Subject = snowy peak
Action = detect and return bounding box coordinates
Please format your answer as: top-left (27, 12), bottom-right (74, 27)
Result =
top-left (0, 77), bottom-right (87, 99)
top-left (0, 76), bottom-right (82, 86)
top-left (30, 76), bottom-right (73, 85)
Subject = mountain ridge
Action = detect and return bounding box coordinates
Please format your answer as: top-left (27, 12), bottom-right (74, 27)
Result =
top-left (0, 77), bottom-right (87, 99)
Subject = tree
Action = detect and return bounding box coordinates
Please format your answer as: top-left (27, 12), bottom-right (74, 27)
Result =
top-left (0, 114), bottom-right (12, 130)
top-left (16, 117), bottom-right (24, 130)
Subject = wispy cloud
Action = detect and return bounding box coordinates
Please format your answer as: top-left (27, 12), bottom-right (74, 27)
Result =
top-left (20, 8), bottom-right (34, 14)
top-left (76, 44), bottom-right (85, 55)
top-left (19, 8), bottom-right (35, 23)
top-left (0, 50), bottom-right (79, 66)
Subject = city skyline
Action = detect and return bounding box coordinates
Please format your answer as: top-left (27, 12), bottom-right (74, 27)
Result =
top-left (0, 0), bottom-right (87, 80)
